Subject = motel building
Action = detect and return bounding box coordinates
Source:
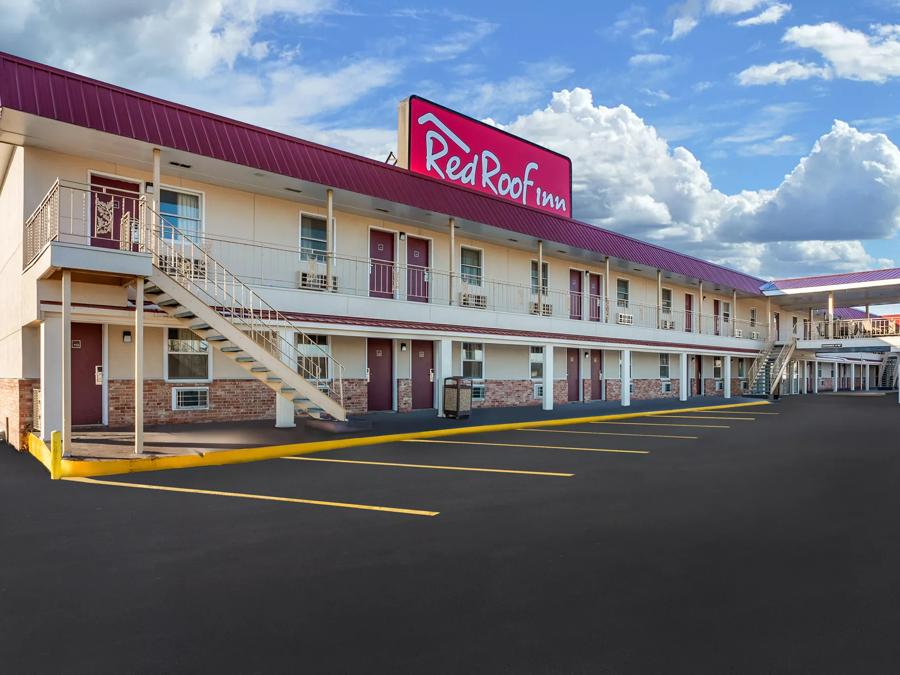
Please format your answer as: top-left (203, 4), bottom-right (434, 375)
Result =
top-left (0, 51), bottom-right (898, 455)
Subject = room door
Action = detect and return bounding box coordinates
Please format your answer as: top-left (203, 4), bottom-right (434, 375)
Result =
top-left (567, 348), bottom-right (580, 401)
top-left (90, 175), bottom-right (141, 250)
top-left (367, 338), bottom-right (393, 411)
top-left (569, 270), bottom-right (583, 320)
top-left (406, 236), bottom-right (429, 303)
top-left (685, 294), bottom-right (694, 332)
top-left (694, 355), bottom-right (703, 396)
top-left (71, 323), bottom-right (103, 426)
top-left (411, 340), bottom-right (434, 409)
top-left (588, 274), bottom-right (602, 322)
top-left (369, 230), bottom-right (395, 299)
top-left (713, 299), bottom-right (721, 335)
top-left (590, 349), bottom-right (603, 400)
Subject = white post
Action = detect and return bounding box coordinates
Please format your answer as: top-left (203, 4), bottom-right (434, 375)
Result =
top-left (833, 364), bottom-right (839, 392)
top-left (326, 188), bottom-right (334, 292)
top-left (40, 317), bottom-right (62, 442)
top-left (435, 338), bottom-right (453, 416)
top-left (448, 218), bottom-right (455, 306)
top-left (800, 361), bottom-right (807, 394)
top-left (621, 349), bottom-right (631, 407)
top-left (537, 240), bottom-right (544, 315)
top-left (656, 269), bottom-right (662, 329)
top-left (827, 292), bottom-right (835, 339)
top-left (724, 356), bottom-right (732, 399)
top-left (542, 344), bottom-right (554, 411)
top-left (151, 148), bottom-right (160, 240)
top-left (813, 360), bottom-right (818, 394)
top-left (582, 270), bottom-right (590, 321)
top-left (275, 329), bottom-right (296, 428)
top-left (134, 278), bottom-right (144, 453)
top-left (679, 352), bottom-right (688, 402)
top-left (865, 364), bottom-right (870, 391)
top-left (61, 270), bottom-right (71, 457)
top-left (604, 256), bottom-right (611, 323)
top-left (850, 363), bottom-right (856, 391)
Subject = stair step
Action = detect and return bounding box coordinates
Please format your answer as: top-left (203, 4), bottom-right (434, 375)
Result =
top-left (143, 284), bottom-right (162, 295)
top-left (174, 310), bottom-right (196, 319)
top-left (190, 323), bottom-right (211, 331)
top-left (292, 397), bottom-right (310, 404)
top-left (157, 298), bottom-right (179, 307)
top-left (250, 366), bottom-right (269, 373)
top-left (266, 377), bottom-right (282, 383)
top-left (280, 387), bottom-right (296, 393)
top-left (236, 356), bottom-right (256, 363)
top-left (221, 346), bottom-right (242, 353)
top-left (206, 335), bottom-right (227, 341)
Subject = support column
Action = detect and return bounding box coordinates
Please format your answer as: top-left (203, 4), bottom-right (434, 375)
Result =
top-left (61, 270), bottom-right (71, 457)
top-left (326, 188), bottom-right (334, 292)
top-left (724, 356), bottom-right (732, 399)
top-left (275, 329), bottom-right (296, 428)
top-left (833, 364), bottom-right (839, 392)
top-left (679, 352), bottom-right (688, 401)
top-left (656, 269), bottom-right (662, 329)
top-left (766, 297), bottom-right (772, 341)
top-left (40, 317), bottom-right (62, 442)
top-left (808, 307), bottom-right (813, 339)
top-left (435, 338), bottom-right (453, 416)
top-left (604, 256), bottom-right (611, 323)
top-left (621, 349), bottom-right (631, 407)
top-left (827, 291), bottom-right (835, 339)
top-left (150, 148), bottom-right (160, 247)
top-left (537, 240), bottom-right (544, 316)
top-left (813, 360), bottom-right (818, 394)
top-left (850, 363), bottom-right (856, 391)
top-left (134, 277), bottom-right (144, 453)
top-left (448, 218), bottom-right (455, 305)
top-left (865, 364), bottom-right (871, 391)
top-left (800, 361), bottom-right (807, 394)
top-left (542, 344), bottom-right (554, 411)
top-left (582, 270), bottom-right (590, 321)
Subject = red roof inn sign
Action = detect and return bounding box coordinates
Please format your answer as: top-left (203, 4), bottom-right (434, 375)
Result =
top-left (401, 96), bottom-right (573, 218)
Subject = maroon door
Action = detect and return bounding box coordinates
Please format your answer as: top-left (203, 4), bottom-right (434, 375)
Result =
top-left (774, 312), bottom-right (780, 340)
top-left (406, 236), bottom-right (429, 302)
top-left (367, 338), bottom-right (393, 411)
top-left (90, 175), bottom-right (141, 250)
top-left (569, 270), bottom-right (583, 320)
top-left (567, 348), bottom-right (580, 401)
top-left (71, 323), bottom-right (103, 426)
top-left (369, 230), bottom-right (395, 299)
top-left (590, 349), bottom-right (603, 400)
top-left (685, 294), bottom-right (694, 332)
top-left (411, 340), bottom-right (434, 409)
top-left (713, 299), bottom-right (721, 335)
top-left (588, 274), bottom-right (601, 322)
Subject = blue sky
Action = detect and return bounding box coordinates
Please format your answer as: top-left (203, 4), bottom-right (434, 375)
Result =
top-left (2, 0), bottom-right (899, 299)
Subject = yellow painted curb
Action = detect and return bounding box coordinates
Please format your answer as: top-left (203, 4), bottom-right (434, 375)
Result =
top-left (30, 401), bottom-right (770, 479)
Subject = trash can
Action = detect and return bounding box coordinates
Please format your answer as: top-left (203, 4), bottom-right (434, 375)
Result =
top-left (443, 377), bottom-right (472, 419)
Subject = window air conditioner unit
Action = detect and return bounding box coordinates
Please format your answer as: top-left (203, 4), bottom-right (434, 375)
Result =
top-left (460, 293), bottom-right (487, 309)
top-left (530, 302), bottom-right (553, 316)
top-left (714, 380), bottom-right (723, 391)
top-left (617, 312), bottom-right (634, 325)
top-left (661, 381), bottom-right (672, 393)
top-left (751, 331), bottom-right (761, 340)
top-left (734, 329), bottom-right (743, 338)
top-left (740, 380), bottom-right (748, 391)
top-left (533, 382), bottom-right (544, 399)
top-left (661, 319), bottom-right (676, 330)
top-left (298, 272), bottom-right (338, 292)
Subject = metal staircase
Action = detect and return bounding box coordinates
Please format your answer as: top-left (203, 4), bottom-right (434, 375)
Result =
top-left (746, 339), bottom-right (777, 397)
top-left (747, 339), bottom-right (796, 398)
top-left (880, 355), bottom-right (898, 389)
top-left (143, 220), bottom-right (348, 422)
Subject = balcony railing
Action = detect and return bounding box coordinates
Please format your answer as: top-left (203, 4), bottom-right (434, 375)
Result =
top-left (805, 318), bottom-right (900, 341)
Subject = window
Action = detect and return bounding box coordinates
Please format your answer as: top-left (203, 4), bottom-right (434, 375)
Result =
top-left (166, 328), bottom-right (209, 381)
top-left (172, 387), bottom-right (209, 410)
top-left (160, 188), bottom-right (201, 241)
top-left (792, 316), bottom-right (799, 334)
top-left (296, 334), bottom-right (330, 381)
top-left (530, 261), bottom-right (549, 294)
top-left (661, 288), bottom-right (673, 313)
top-left (460, 247), bottom-right (482, 286)
top-left (462, 342), bottom-right (484, 379)
top-left (713, 357), bottom-right (723, 380)
top-left (750, 308), bottom-right (757, 328)
top-left (722, 301), bottom-right (731, 324)
top-left (616, 279), bottom-right (630, 308)
top-left (659, 353), bottom-right (670, 379)
top-left (529, 346), bottom-right (544, 380)
top-left (300, 215), bottom-right (328, 262)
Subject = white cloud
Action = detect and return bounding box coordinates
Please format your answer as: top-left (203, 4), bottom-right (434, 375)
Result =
top-left (692, 80), bottom-right (714, 92)
top-left (497, 89), bottom-right (900, 276)
top-left (735, 2), bottom-right (791, 26)
top-left (783, 22), bottom-right (900, 83)
top-left (629, 53), bottom-right (671, 67)
top-left (670, 15), bottom-right (700, 39)
top-left (738, 60), bottom-right (833, 85)
top-left (707, 0), bottom-right (767, 14)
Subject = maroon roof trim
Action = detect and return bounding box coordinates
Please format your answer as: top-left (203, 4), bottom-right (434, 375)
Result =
top-left (765, 267), bottom-right (900, 290)
top-left (1, 51), bottom-right (767, 295)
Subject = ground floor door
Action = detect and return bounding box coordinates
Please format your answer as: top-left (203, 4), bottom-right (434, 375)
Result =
top-left (411, 340), bottom-right (434, 409)
top-left (367, 338), bottom-right (393, 411)
top-left (693, 355), bottom-right (703, 396)
top-left (590, 349), bottom-right (603, 400)
top-left (567, 348), bottom-right (580, 401)
top-left (71, 323), bottom-right (103, 426)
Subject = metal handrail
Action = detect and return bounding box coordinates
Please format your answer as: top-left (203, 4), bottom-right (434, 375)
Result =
top-left (769, 337), bottom-right (796, 397)
top-left (747, 337), bottom-right (776, 388)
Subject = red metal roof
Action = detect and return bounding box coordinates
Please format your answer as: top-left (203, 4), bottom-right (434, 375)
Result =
top-left (0, 50), bottom-right (766, 295)
top-left (765, 267), bottom-right (900, 291)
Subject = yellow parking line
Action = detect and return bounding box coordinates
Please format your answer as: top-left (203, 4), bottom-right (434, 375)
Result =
top-left (655, 415), bottom-right (755, 421)
top-left (590, 421), bottom-right (730, 429)
top-left (522, 428), bottom-right (698, 440)
top-left (698, 409), bottom-right (780, 415)
top-left (403, 439), bottom-right (648, 455)
top-left (283, 456), bottom-right (573, 477)
top-left (62, 476), bottom-right (438, 517)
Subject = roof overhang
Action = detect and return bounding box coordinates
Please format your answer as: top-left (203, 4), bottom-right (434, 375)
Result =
top-left (761, 278), bottom-right (900, 311)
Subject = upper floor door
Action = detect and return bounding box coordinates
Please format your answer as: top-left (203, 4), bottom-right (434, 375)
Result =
top-left (369, 229), bottom-right (395, 299)
top-left (713, 299), bottom-right (721, 335)
top-left (569, 270), bottom-right (583, 320)
top-left (406, 236), bottom-right (429, 303)
top-left (90, 174), bottom-right (141, 250)
top-left (685, 293), bottom-right (694, 332)
top-left (588, 273), bottom-right (602, 322)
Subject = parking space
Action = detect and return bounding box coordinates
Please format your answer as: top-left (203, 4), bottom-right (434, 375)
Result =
top-left (4, 395), bottom-right (900, 673)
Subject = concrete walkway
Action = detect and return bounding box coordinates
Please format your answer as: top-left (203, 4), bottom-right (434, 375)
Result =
top-left (67, 395), bottom-right (761, 460)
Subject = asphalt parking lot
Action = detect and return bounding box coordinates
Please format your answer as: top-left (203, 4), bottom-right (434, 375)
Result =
top-left (2, 395), bottom-right (900, 674)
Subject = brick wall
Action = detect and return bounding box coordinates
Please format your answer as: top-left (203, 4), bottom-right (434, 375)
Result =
top-left (477, 380), bottom-right (541, 408)
top-left (397, 378), bottom-right (412, 413)
top-left (553, 380), bottom-right (568, 405)
top-left (819, 377), bottom-right (833, 391)
top-left (332, 378), bottom-right (367, 416)
top-left (582, 379), bottom-right (592, 401)
top-left (0, 379), bottom-right (37, 449)
top-left (704, 378), bottom-right (725, 397)
top-left (631, 378), bottom-right (680, 400)
top-left (108, 379), bottom-right (276, 427)
top-left (606, 380), bottom-right (621, 401)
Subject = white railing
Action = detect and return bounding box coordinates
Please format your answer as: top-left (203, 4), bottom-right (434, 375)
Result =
top-left (24, 179), bottom-right (147, 266)
top-left (807, 318), bottom-right (900, 340)
top-left (769, 338), bottom-right (796, 397)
